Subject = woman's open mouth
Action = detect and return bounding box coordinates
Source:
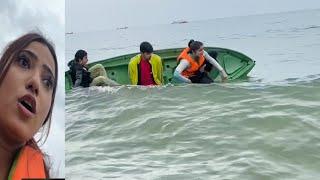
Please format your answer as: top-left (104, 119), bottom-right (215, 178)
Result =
top-left (17, 94), bottom-right (36, 118)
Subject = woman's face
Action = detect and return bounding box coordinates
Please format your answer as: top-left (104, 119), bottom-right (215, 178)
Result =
top-left (194, 45), bottom-right (204, 58)
top-left (80, 55), bottom-right (88, 65)
top-left (0, 41), bottom-right (56, 145)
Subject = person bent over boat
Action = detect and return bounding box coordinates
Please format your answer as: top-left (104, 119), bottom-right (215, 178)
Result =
top-left (68, 50), bottom-right (118, 87)
top-left (128, 42), bottom-right (163, 86)
top-left (174, 40), bottom-right (228, 83)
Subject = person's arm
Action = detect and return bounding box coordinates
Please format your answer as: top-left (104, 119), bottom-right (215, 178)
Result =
top-left (204, 51), bottom-right (228, 81)
top-left (174, 60), bottom-right (192, 83)
top-left (128, 60), bottom-right (136, 85)
top-left (74, 68), bottom-right (83, 87)
top-left (159, 59), bottom-right (164, 84)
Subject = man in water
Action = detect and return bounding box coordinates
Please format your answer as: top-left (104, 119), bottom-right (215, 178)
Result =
top-left (128, 42), bottom-right (163, 86)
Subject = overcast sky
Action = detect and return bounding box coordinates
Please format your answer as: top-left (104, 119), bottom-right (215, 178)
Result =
top-left (66, 0), bottom-right (320, 32)
top-left (0, 0), bottom-right (64, 177)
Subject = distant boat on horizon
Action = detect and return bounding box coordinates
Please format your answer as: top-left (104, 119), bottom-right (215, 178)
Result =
top-left (171, 20), bottom-right (188, 24)
top-left (117, 26), bottom-right (128, 30)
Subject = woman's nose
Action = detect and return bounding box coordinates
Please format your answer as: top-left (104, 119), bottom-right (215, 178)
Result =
top-left (26, 73), bottom-right (40, 96)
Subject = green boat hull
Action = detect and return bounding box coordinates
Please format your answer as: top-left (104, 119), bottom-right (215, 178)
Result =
top-left (65, 47), bottom-right (255, 91)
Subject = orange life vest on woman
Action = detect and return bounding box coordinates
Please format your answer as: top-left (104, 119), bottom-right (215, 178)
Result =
top-left (8, 145), bottom-right (46, 180)
top-left (177, 47), bottom-right (205, 78)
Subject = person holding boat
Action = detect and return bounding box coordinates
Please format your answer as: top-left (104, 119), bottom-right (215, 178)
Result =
top-left (68, 49), bottom-right (118, 87)
top-left (174, 40), bottom-right (228, 83)
top-left (128, 41), bottom-right (163, 85)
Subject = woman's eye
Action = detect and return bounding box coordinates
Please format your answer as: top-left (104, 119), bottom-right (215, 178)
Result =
top-left (43, 78), bottom-right (53, 89)
top-left (17, 56), bottom-right (31, 69)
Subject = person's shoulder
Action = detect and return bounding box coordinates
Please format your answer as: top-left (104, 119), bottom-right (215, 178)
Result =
top-left (67, 60), bottom-right (75, 67)
top-left (152, 53), bottom-right (160, 58)
top-left (152, 54), bottom-right (162, 61)
top-left (129, 54), bottom-right (141, 63)
top-left (68, 60), bottom-right (79, 71)
top-left (74, 63), bottom-right (83, 70)
top-left (179, 59), bottom-right (190, 66)
top-left (203, 50), bottom-right (212, 59)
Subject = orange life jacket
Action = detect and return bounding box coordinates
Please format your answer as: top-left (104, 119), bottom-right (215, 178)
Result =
top-left (9, 145), bottom-right (46, 180)
top-left (177, 47), bottom-right (205, 78)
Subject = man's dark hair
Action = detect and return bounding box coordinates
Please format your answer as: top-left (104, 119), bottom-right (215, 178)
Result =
top-left (140, 41), bottom-right (153, 53)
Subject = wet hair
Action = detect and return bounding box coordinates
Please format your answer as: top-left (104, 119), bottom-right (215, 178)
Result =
top-left (0, 32), bottom-right (58, 177)
top-left (74, 49), bottom-right (87, 63)
top-left (188, 39), bottom-right (203, 53)
top-left (140, 41), bottom-right (153, 53)
top-left (188, 39), bottom-right (195, 47)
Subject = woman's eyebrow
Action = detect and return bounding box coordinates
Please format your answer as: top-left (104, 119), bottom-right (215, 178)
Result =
top-left (20, 49), bottom-right (56, 80)
top-left (42, 64), bottom-right (55, 80)
top-left (20, 49), bottom-right (38, 60)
